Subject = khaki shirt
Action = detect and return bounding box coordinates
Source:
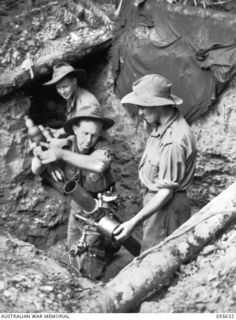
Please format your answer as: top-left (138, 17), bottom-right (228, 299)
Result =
top-left (139, 109), bottom-right (196, 192)
top-left (65, 137), bottom-right (114, 212)
top-left (66, 86), bottom-right (100, 120)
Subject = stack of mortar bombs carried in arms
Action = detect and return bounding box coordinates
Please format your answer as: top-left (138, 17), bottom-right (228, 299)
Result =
top-left (24, 115), bottom-right (65, 182)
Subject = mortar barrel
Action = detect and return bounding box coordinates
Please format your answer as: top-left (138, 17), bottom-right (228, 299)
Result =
top-left (64, 180), bottom-right (98, 213)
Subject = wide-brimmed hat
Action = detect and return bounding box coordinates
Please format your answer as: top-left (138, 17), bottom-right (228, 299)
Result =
top-left (121, 74), bottom-right (183, 107)
top-left (44, 62), bottom-right (87, 86)
top-left (64, 104), bottom-right (114, 135)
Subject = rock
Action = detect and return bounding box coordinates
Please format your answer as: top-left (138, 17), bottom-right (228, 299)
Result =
top-left (0, 281), bottom-right (5, 291)
top-left (49, 293), bottom-right (55, 300)
top-left (218, 247), bottom-right (236, 274)
top-left (4, 289), bottom-right (12, 298)
top-left (32, 274), bottom-right (43, 286)
top-left (39, 285), bottom-right (54, 293)
top-left (221, 234), bottom-right (229, 241)
top-left (201, 244), bottom-right (216, 256)
top-left (57, 293), bottom-right (63, 300)
top-left (4, 287), bottom-right (18, 301)
top-left (38, 293), bottom-right (45, 299)
top-left (11, 274), bottom-right (27, 283)
top-left (48, 28), bottom-right (61, 40)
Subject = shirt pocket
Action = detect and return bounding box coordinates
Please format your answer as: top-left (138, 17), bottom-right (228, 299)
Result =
top-left (145, 153), bottom-right (160, 182)
top-left (82, 172), bottom-right (107, 193)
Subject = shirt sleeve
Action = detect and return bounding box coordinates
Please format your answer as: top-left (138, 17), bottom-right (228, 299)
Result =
top-left (81, 89), bottom-right (100, 108)
top-left (90, 139), bottom-right (113, 165)
top-left (90, 148), bottom-right (112, 165)
top-left (83, 145), bottom-right (113, 191)
top-left (158, 142), bottom-right (186, 186)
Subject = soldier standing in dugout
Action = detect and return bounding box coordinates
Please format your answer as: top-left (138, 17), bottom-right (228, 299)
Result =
top-left (42, 62), bottom-right (101, 148)
top-left (114, 74), bottom-right (197, 251)
top-left (31, 104), bottom-right (118, 280)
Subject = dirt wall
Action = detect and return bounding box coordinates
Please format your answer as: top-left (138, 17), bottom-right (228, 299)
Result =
top-left (0, 93), bottom-right (68, 249)
top-left (190, 79), bottom-right (236, 211)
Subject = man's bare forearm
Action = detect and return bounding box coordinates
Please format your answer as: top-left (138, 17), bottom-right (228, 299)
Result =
top-left (131, 188), bottom-right (173, 227)
top-left (60, 149), bottom-right (108, 173)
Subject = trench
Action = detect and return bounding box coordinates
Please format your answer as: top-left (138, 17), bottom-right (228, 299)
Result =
top-left (1, 43), bottom-right (235, 283)
top-left (0, 47), bottom-right (145, 282)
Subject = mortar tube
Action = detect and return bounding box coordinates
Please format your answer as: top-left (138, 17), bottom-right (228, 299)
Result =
top-left (63, 180), bottom-right (98, 213)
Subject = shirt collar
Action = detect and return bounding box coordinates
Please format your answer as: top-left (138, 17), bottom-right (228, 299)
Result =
top-left (151, 108), bottom-right (179, 138)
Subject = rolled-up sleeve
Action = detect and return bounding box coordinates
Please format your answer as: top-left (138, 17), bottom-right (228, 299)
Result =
top-left (90, 148), bottom-right (112, 166)
top-left (158, 143), bottom-right (186, 187)
top-left (83, 144), bottom-right (113, 190)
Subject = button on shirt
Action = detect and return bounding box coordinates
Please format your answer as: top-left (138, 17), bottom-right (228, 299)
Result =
top-left (66, 86), bottom-right (100, 120)
top-left (139, 109), bottom-right (196, 192)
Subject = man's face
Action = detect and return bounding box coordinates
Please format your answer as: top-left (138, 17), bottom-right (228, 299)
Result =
top-left (56, 77), bottom-right (77, 100)
top-left (138, 106), bottom-right (162, 126)
top-left (73, 120), bottom-right (103, 153)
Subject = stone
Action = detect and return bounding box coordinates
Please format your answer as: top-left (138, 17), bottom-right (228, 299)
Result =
top-left (4, 287), bottom-right (18, 301)
top-left (0, 281), bottom-right (5, 291)
top-left (201, 245), bottom-right (216, 256)
top-left (11, 274), bottom-right (27, 283)
top-left (39, 285), bottom-right (54, 293)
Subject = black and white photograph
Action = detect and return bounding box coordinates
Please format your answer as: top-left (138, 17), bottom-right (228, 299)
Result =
top-left (0, 0), bottom-right (236, 316)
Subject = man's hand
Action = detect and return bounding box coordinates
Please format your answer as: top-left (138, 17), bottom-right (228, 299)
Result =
top-left (38, 143), bottom-right (63, 164)
top-left (50, 127), bottom-right (66, 138)
top-left (32, 145), bottom-right (44, 158)
top-left (113, 220), bottom-right (136, 242)
top-left (48, 138), bottom-right (69, 149)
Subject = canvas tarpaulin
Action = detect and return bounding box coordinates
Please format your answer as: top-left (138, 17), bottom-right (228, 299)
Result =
top-left (112, 0), bottom-right (236, 122)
